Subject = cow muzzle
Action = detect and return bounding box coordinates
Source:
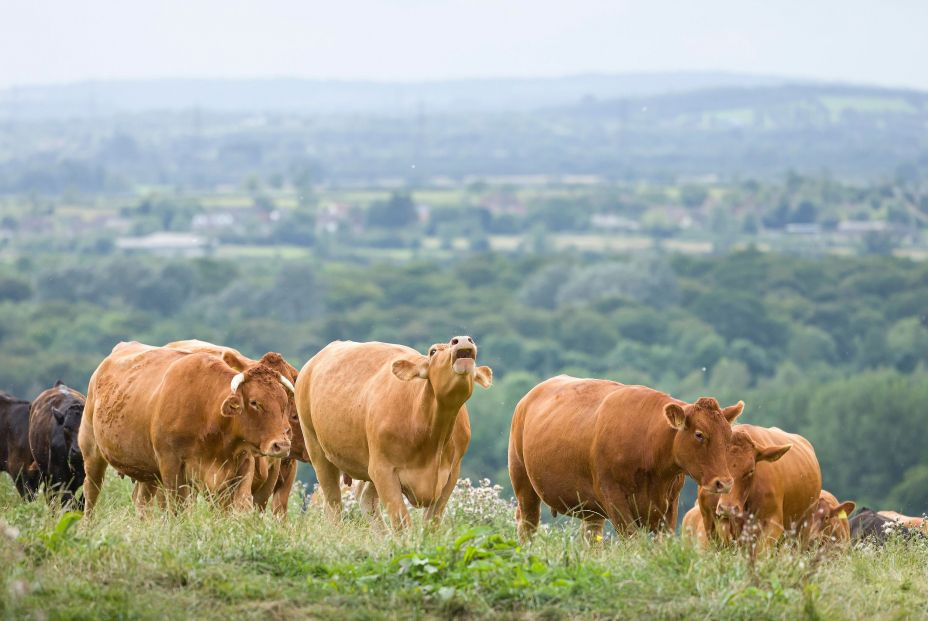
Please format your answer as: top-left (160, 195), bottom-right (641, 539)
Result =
top-left (263, 439), bottom-right (291, 459)
top-left (450, 336), bottom-right (477, 374)
top-left (716, 501), bottom-right (742, 519)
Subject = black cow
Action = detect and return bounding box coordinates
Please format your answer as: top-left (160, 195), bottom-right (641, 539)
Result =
top-left (850, 507), bottom-right (927, 545)
top-left (28, 381), bottom-right (86, 508)
top-left (0, 391), bottom-right (39, 498)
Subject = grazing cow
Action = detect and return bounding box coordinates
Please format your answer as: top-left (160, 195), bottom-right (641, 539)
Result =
top-left (164, 339), bottom-right (306, 515)
top-left (509, 375), bottom-right (743, 541)
top-left (79, 341), bottom-right (294, 515)
top-left (798, 490), bottom-right (855, 546)
top-left (0, 391), bottom-right (39, 499)
top-left (850, 508), bottom-right (911, 543)
top-left (295, 338), bottom-right (492, 529)
top-left (29, 382), bottom-right (86, 508)
top-left (878, 510), bottom-right (927, 533)
top-left (705, 425), bottom-right (820, 552)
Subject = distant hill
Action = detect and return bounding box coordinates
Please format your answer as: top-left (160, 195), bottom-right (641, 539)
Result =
top-left (0, 72), bottom-right (803, 118)
top-left (1, 81), bottom-right (926, 190)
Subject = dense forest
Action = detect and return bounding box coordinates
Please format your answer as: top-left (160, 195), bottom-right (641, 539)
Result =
top-left (1, 246), bottom-right (926, 514)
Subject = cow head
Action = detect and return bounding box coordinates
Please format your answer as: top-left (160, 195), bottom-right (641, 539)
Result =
top-left (221, 363), bottom-right (293, 459)
top-left (666, 397), bottom-right (743, 494)
top-left (391, 336), bottom-right (493, 403)
top-left (802, 492), bottom-right (855, 544)
top-left (52, 399), bottom-right (85, 470)
top-left (714, 429), bottom-right (792, 527)
top-left (221, 351), bottom-right (308, 462)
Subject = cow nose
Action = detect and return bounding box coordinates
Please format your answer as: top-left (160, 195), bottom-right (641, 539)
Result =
top-left (270, 440), bottom-right (291, 457)
top-left (717, 502), bottom-right (739, 517)
top-left (709, 477), bottom-right (733, 494)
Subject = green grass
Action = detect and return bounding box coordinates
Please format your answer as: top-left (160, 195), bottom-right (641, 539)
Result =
top-left (2, 477), bottom-right (927, 620)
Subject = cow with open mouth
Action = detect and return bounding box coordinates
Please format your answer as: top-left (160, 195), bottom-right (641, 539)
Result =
top-left (79, 341), bottom-right (294, 515)
top-left (295, 336), bottom-right (492, 529)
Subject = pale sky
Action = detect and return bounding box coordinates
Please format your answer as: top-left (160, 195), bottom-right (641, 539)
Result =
top-left (1, 0), bottom-right (926, 89)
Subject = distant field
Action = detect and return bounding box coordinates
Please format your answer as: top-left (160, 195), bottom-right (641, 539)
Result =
top-left (2, 478), bottom-right (927, 620)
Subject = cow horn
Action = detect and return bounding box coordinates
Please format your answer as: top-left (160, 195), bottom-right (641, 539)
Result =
top-left (278, 374), bottom-right (295, 394)
top-left (230, 372), bottom-right (245, 393)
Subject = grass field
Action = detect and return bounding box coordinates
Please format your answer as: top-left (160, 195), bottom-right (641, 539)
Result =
top-left (2, 477), bottom-right (927, 620)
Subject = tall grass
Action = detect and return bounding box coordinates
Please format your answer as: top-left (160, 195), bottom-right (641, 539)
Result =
top-left (1, 477), bottom-right (926, 620)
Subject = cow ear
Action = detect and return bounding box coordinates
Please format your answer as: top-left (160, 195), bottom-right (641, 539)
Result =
top-left (756, 443), bottom-right (791, 462)
top-left (221, 393), bottom-right (244, 417)
top-left (222, 351), bottom-right (247, 372)
top-left (475, 366), bottom-right (493, 388)
top-left (721, 400), bottom-right (744, 423)
top-left (832, 501), bottom-right (855, 518)
top-left (392, 357), bottom-right (429, 381)
top-left (52, 407), bottom-right (65, 424)
top-left (664, 403), bottom-right (687, 430)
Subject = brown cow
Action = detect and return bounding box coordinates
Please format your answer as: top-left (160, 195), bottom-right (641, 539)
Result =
top-left (799, 490), bottom-right (855, 546)
top-left (164, 339), bottom-right (306, 515)
top-left (706, 425), bottom-right (821, 552)
top-left (295, 338), bottom-right (492, 529)
top-left (79, 341), bottom-right (293, 515)
top-left (878, 510), bottom-right (928, 533)
top-left (509, 375), bottom-right (743, 541)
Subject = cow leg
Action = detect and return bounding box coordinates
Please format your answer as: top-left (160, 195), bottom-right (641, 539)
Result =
top-left (357, 481), bottom-right (385, 529)
top-left (304, 434), bottom-right (343, 521)
top-left (582, 515), bottom-right (606, 543)
top-left (369, 463), bottom-right (410, 530)
top-left (158, 455), bottom-right (192, 512)
top-left (14, 468), bottom-right (39, 501)
top-left (599, 483), bottom-right (638, 536)
top-left (424, 461), bottom-right (461, 527)
top-left (132, 481), bottom-right (159, 516)
top-left (252, 458), bottom-right (279, 512)
top-left (229, 458), bottom-right (256, 512)
top-left (78, 397), bottom-right (106, 516)
top-left (271, 459), bottom-right (298, 517)
top-left (80, 448), bottom-right (108, 517)
top-left (510, 453), bottom-right (541, 542)
top-left (755, 517), bottom-right (785, 555)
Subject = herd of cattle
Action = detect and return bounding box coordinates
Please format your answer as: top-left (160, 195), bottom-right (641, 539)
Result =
top-left (1, 336), bottom-right (926, 550)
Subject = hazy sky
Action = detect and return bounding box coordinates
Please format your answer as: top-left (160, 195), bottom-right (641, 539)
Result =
top-left (2, 0), bottom-right (926, 89)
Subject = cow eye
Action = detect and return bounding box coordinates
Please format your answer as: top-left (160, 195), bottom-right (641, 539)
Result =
top-left (429, 349), bottom-right (437, 356)
top-left (250, 400), bottom-right (261, 410)
top-left (694, 430), bottom-right (705, 443)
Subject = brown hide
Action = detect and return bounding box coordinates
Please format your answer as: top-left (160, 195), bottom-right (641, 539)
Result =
top-left (79, 341), bottom-right (292, 515)
top-left (295, 338), bottom-right (491, 529)
top-left (508, 375), bottom-right (743, 540)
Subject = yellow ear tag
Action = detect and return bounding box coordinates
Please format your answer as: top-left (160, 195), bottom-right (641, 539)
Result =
top-left (837, 510), bottom-right (847, 520)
